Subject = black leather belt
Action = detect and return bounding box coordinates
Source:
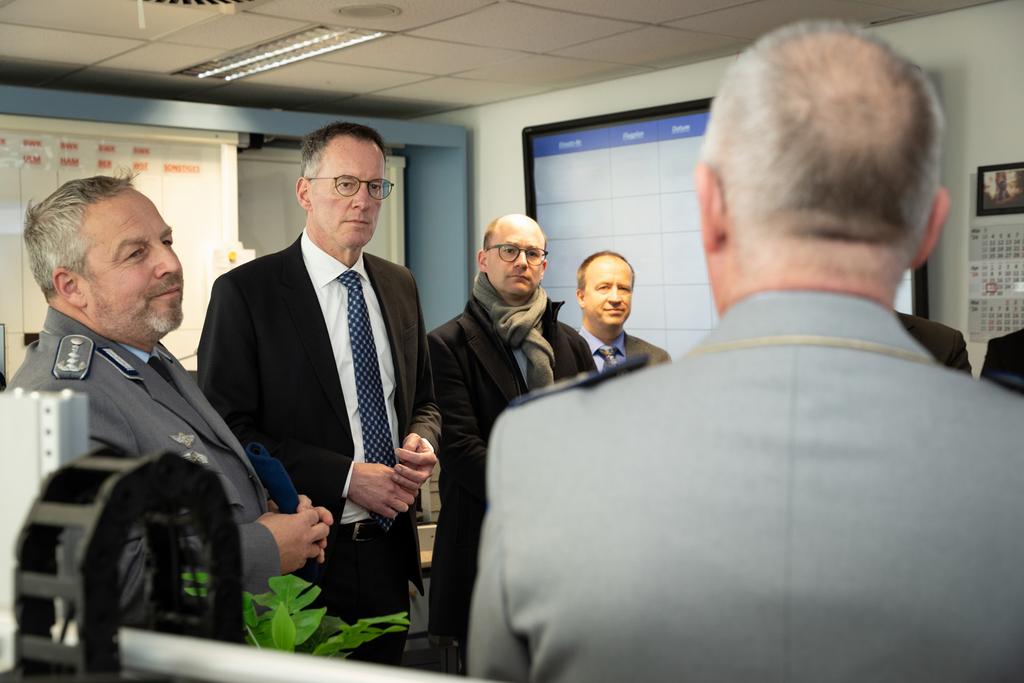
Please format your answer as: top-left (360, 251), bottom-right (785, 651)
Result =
top-left (338, 519), bottom-right (386, 542)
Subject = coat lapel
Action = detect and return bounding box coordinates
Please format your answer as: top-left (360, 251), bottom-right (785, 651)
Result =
top-left (461, 301), bottom-right (521, 403)
top-left (279, 238), bottom-right (353, 441)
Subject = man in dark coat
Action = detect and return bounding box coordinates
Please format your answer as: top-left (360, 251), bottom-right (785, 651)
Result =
top-left (198, 122), bottom-right (439, 665)
top-left (982, 327), bottom-right (1024, 379)
top-left (426, 214), bottom-right (595, 667)
top-left (896, 312), bottom-right (971, 373)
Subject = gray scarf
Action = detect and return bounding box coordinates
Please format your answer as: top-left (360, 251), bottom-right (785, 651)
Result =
top-left (472, 272), bottom-right (554, 389)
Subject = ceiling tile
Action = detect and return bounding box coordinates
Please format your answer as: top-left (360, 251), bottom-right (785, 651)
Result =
top-left (304, 95), bottom-right (453, 119)
top-left (97, 43), bottom-right (224, 74)
top-left (162, 12), bottom-right (310, 51)
top-left (243, 59), bottom-right (431, 93)
top-left (409, 3), bottom-right (640, 51)
top-left (374, 77), bottom-right (552, 106)
top-left (553, 26), bottom-right (744, 67)
top-left (516, 0), bottom-right (756, 23)
top-left (317, 35), bottom-right (523, 76)
top-left (456, 54), bottom-right (649, 86)
top-left (49, 68), bottom-right (225, 99)
top-left (189, 82), bottom-right (351, 110)
top-left (667, 0), bottom-right (907, 38)
top-left (0, 24), bottom-right (143, 64)
top-left (0, 0), bottom-right (214, 39)
top-left (249, 0), bottom-right (495, 32)
top-left (0, 58), bottom-right (81, 87)
top-left (854, 0), bottom-right (989, 12)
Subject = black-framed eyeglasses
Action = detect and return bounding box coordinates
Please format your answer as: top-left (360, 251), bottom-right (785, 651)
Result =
top-left (305, 175), bottom-right (394, 200)
top-left (487, 243), bottom-right (548, 266)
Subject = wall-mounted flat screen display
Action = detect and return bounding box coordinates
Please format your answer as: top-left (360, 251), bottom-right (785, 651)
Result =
top-left (523, 99), bottom-right (924, 359)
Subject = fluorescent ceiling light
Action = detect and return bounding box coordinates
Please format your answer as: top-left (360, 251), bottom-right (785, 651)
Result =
top-left (177, 26), bottom-right (385, 81)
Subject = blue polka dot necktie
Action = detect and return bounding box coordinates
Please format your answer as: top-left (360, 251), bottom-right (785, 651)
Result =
top-left (339, 269), bottom-right (395, 530)
top-left (597, 345), bottom-right (620, 369)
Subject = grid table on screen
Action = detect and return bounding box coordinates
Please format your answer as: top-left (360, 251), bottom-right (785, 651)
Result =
top-left (532, 112), bottom-right (714, 359)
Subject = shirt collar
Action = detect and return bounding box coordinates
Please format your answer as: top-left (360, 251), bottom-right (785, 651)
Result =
top-left (301, 229), bottom-right (369, 289)
top-left (121, 344), bottom-right (154, 363)
top-left (578, 325), bottom-right (625, 356)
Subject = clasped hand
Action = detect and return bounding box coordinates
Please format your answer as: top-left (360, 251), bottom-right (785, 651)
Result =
top-left (258, 494), bottom-right (332, 573)
top-left (348, 433), bottom-right (438, 519)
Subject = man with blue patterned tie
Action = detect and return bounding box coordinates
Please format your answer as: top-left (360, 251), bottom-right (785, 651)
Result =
top-left (576, 250), bottom-right (671, 369)
top-left (198, 122), bottom-right (440, 665)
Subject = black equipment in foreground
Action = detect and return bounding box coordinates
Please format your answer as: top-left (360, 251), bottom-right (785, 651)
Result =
top-left (14, 449), bottom-right (243, 676)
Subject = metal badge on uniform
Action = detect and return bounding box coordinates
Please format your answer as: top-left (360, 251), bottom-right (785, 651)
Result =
top-left (52, 335), bottom-right (94, 380)
top-left (181, 451), bottom-right (209, 466)
top-left (96, 346), bottom-right (141, 381)
top-left (170, 433), bottom-right (196, 448)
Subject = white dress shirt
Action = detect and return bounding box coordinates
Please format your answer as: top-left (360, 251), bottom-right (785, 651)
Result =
top-left (300, 231), bottom-right (399, 523)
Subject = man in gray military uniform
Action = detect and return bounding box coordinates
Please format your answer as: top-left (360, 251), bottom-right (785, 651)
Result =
top-left (576, 250), bottom-right (671, 369)
top-left (12, 175), bottom-right (332, 622)
top-left (469, 22), bottom-right (1024, 682)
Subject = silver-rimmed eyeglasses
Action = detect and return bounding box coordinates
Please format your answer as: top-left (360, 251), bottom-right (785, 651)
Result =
top-left (305, 175), bottom-right (395, 200)
top-left (487, 243), bottom-right (548, 266)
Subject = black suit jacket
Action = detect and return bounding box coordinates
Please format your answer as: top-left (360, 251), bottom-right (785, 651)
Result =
top-left (897, 312), bottom-right (971, 373)
top-left (197, 237), bottom-right (441, 592)
top-left (426, 297), bottom-right (594, 638)
top-left (982, 328), bottom-right (1024, 378)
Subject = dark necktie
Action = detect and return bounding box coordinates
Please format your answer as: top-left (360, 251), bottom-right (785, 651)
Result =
top-left (338, 269), bottom-right (395, 531)
top-left (148, 354), bottom-right (180, 392)
top-left (597, 345), bottom-right (620, 369)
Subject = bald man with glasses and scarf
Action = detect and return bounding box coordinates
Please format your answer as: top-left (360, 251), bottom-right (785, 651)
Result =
top-left (426, 213), bottom-right (593, 669)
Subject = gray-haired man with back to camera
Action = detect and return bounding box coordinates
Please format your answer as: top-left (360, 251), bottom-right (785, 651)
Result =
top-left (11, 175), bottom-right (332, 625)
top-left (469, 21), bottom-right (1024, 683)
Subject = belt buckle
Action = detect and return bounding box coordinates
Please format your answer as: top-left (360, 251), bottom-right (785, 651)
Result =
top-left (352, 520), bottom-right (375, 542)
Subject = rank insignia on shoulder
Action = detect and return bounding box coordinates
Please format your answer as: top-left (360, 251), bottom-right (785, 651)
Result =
top-left (170, 433), bottom-right (196, 448)
top-left (52, 335), bottom-right (94, 380)
top-left (181, 451), bottom-right (209, 466)
top-left (509, 354), bottom-right (650, 408)
top-left (96, 347), bottom-right (141, 380)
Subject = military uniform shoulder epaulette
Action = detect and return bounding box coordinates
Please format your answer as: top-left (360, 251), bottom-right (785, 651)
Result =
top-left (509, 354), bottom-right (650, 408)
top-left (96, 346), bottom-right (141, 380)
top-left (51, 334), bottom-right (94, 380)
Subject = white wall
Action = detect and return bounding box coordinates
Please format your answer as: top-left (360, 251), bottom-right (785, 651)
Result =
top-left (424, 0), bottom-right (1024, 371)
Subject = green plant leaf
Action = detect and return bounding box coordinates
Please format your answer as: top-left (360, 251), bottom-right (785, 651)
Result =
top-left (354, 612), bottom-right (410, 627)
top-left (270, 604), bottom-right (296, 652)
top-left (293, 607), bottom-right (326, 645)
top-left (251, 589), bottom-right (282, 610)
top-left (290, 583), bottom-right (322, 612)
top-left (242, 592), bottom-right (258, 629)
top-left (267, 574), bottom-right (308, 607)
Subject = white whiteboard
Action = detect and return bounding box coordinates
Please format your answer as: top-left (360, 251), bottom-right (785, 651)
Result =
top-left (0, 116), bottom-right (238, 375)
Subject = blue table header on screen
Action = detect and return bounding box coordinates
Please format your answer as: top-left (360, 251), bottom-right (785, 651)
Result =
top-left (658, 112), bottom-right (709, 140)
top-left (532, 127), bottom-right (609, 158)
top-left (532, 111), bottom-right (710, 158)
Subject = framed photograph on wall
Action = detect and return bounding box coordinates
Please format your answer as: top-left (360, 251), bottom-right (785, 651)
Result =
top-left (978, 162), bottom-right (1024, 216)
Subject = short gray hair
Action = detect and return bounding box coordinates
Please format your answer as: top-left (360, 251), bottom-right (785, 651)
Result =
top-left (24, 174), bottom-right (135, 300)
top-left (300, 121), bottom-right (386, 177)
top-left (701, 21), bottom-right (943, 256)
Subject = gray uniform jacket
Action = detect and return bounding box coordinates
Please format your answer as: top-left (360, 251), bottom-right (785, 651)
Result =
top-left (470, 292), bottom-right (1024, 683)
top-left (11, 308), bottom-right (278, 618)
top-left (624, 332), bottom-right (671, 365)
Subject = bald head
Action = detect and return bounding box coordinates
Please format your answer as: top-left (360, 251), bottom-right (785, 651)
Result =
top-left (702, 22), bottom-right (943, 256)
top-left (482, 214), bottom-right (546, 250)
